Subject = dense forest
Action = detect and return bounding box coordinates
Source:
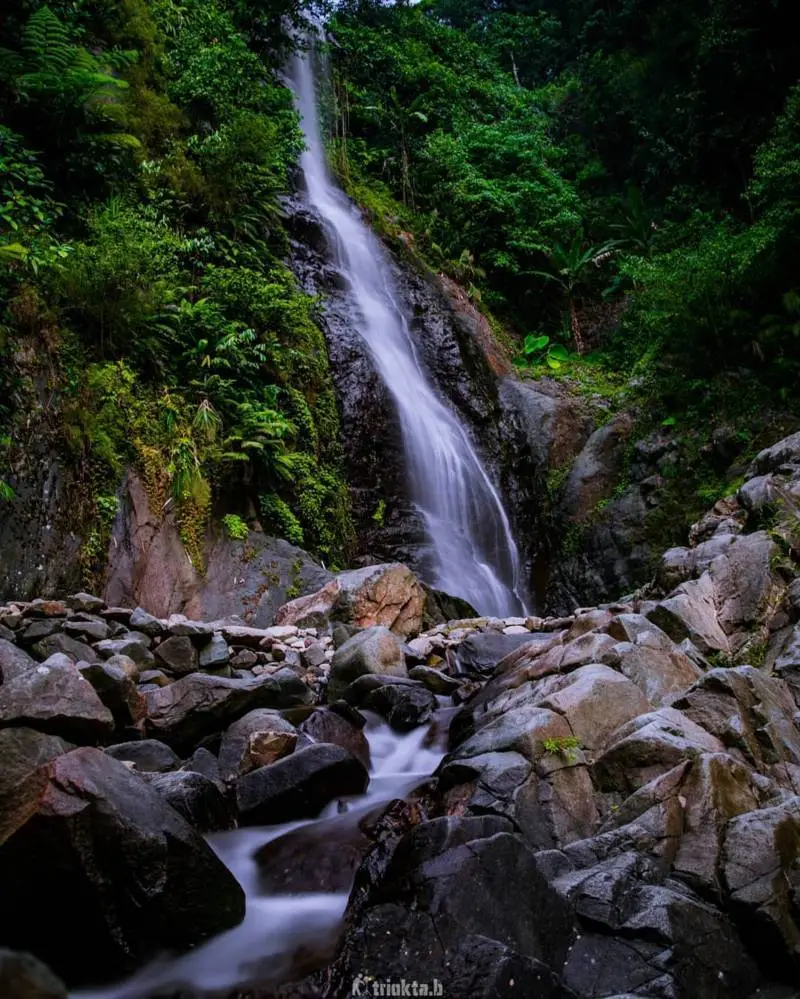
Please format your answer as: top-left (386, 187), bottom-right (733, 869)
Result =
top-left (1, 0), bottom-right (799, 578)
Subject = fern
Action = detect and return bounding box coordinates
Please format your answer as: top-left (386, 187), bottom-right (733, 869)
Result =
top-left (22, 7), bottom-right (72, 76)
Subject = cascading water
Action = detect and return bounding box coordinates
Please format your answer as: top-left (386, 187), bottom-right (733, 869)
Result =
top-left (291, 40), bottom-right (528, 618)
top-left (70, 710), bottom-right (453, 999)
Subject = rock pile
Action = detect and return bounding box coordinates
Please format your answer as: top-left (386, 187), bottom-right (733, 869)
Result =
top-left (1, 432), bottom-right (800, 997)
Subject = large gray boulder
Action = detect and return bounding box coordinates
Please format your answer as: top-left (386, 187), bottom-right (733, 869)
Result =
top-left (328, 626), bottom-right (406, 702)
top-left (0, 639), bottom-right (38, 683)
top-left (145, 671), bottom-right (311, 754)
top-left (0, 655), bottom-right (114, 744)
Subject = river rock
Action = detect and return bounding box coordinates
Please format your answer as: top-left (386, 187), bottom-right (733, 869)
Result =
top-left (0, 747), bottom-right (245, 986)
top-left (328, 626), bottom-right (407, 701)
top-left (128, 607), bottom-right (164, 637)
top-left (0, 949), bottom-right (67, 999)
top-left (218, 709), bottom-right (298, 779)
top-left (326, 816), bottom-right (575, 998)
top-left (408, 664), bottom-right (460, 694)
top-left (276, 562), bottom-right (426, 638)
top-left (145, 771), bottom-right (235, 832)
top-left (63, 615), bottom-right (111, 643)
top-left (94, 635), bottom-right (154, 664)
top-left (299, 708), bottom-right (371, 770)
top-left (104, 739), bottom-right (181, 773)
top-left (647, 572), bottom-right (731, 654)
top-left (363, 680), bottom-right (437, 732)
top-left (456, 630), bottom-right (542, 676)
top-left (145, 672), bottom-right (310, 755)
top-left (181, 746), bottom-right (222, 782)
top-left (0, 655), bottom-right (114, 743)
top-left (236, 743), bottom-right (368, 825)
top-left (198, 632), bottom-right (230, 669)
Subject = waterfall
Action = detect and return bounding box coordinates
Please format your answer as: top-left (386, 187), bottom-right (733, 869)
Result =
top-left (290, 40), bottom-right (528, 618)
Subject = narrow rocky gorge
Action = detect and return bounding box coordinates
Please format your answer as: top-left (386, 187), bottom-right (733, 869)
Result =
top-left (1, 429), bottom-right (800, 998)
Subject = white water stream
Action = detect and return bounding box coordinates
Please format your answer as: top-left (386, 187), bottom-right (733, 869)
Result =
top-left (291, 41), bottom-right (528, 618)
top-left (71, 711), bottom-right (451, 999)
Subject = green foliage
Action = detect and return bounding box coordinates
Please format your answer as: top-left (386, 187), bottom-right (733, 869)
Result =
top-left (543, 735), bottom-right (581, 762)
top-left (516, 334), bottom-right (570, 371)
top-left (0, 0), bottom-right (353, 568)
top-left (222, 513), bottom-right (249, 541)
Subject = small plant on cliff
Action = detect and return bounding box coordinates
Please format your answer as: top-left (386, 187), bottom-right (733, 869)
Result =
top-left (222, 513), bottom-right (249, 541)
top-left (0, 479), bottom-right (14, 501)
top-left (543, 736), bottom-right (581, 762)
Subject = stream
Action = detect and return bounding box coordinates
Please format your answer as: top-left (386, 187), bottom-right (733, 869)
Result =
top-left (71, 709), bottom-right (453, 999)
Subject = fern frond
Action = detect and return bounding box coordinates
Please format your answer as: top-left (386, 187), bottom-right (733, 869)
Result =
top-left (22, 7), bottom-right (72, 75)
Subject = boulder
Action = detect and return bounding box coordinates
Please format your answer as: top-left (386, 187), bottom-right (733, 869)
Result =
top-left (66, 593), bottom-right (105, 614)
top-left (0, 639), bottom-right (38, 683)
top-left (104, 739), bottom-right (180, 774)
top-left (647, 572), bottom-right (731, 654)
top-left (613, 643), bottom-right (702, 706)
top-left (154, 635), bottom-right (198, 674)
top-left (326, 816), bottom-right (575, 998)
top-left (198, 632), bottom-right (230, 670)
top-left (299, 708), bottom-right (370, 770)
top-left (218, 708), bottom-right (299, 780)
top-left (0, 949), bottom-right (67, 999)
top-left (93, 635), bottom-right (154, 664)
top-left (408, 664), bottom-right (461, 694)
top-left (453, 705), bottom-right (574, 761)
top-left (593, 708), bottom-right (726, 794)
top-left (276, 563), bottom-right (426, 638)
top-left (30, 632), bottom-right (98, 664)
top-left (0, 747), bottom-right (245, 986)
top-left (236, 743), bottom-right (368, 825)
top-left (363, 681), bottom-right (437, 732)
top-left (707, 531), bottom-right (782, 636)
top-left (0, 655), bottom-right (114, 744)
top-left (456, 630), bottom-right (542, 677)
top-left (62, 616), bottom-right (110, 643)
top-left (145, 771), bottom-right (235, 832)
top-left (0, 727), bottom-right (72, 846)
top-left (145, 672), bottom-right (310, 755)
top-left (78, 662), bottom-right (147, 731)
top-left (328, 626), bottom-right (406, 702)
top-left (722, 797), bottom-right (800, 980)
top-left (128, 607), bottom-right (164, 637)
top-left (535, 664), bottom-right (650, 752)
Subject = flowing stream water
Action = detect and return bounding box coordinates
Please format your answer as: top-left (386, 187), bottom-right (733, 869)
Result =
top-left (291, 40), bottom-right (528, 619)
top-left (72, 709), bottom-right (453, 999)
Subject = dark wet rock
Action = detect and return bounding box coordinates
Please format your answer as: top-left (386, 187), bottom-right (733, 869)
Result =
top-left (408, 664), bottom-right (460, 694)
top-left (63, 615), bottom-right (111, 643)
top-left (328, 626), bottom-right (407, 701)
top-left (145, 771), bottom-right (235, 832)
top-left (299, 708), bottom-right (371, 770)
top-left (363, 680), bottom-right (437, 732)
top-left (721, 797), bottom-right (800, 981)
top-left (30, 632), bottom-right (98, 664)
top-left (180, 746), bottom-right (222, 782)
top-left (327, 816), bottom-right (575, 998)
top-left (0, 949), bottom-right (67, 999)
top-left (0, 638), bottom-right (38, 683)
top-left (0, 747), bottom-right (245, 987)
top-left (104, 739), bottom-right (181, 774)
top-left (218, 709), bottom-right (298, 780)
top-left (94, 635), bottom-right (155, 665)
top-left (0, 655), bottom-right (114, 743)
top-left (145, 672), bottom-right (310, 755)
top-left (154, 635), bottom-right (199, 674)
top-left (236, 743), bottom-right (368, 825)
top-left (19, 618), bottom-right (64, 645)
top-left (456, 630), bottom-right (539, 676)
top-left (255, 803), bottom-right (389, 894)
top-left (78, 662), bottom-right (147, 731)
top-left (0, 727), bottom-right (72, 846)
